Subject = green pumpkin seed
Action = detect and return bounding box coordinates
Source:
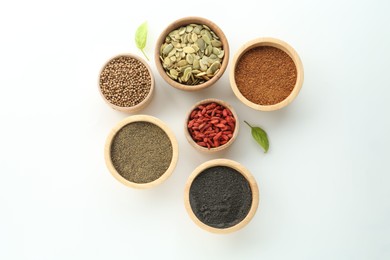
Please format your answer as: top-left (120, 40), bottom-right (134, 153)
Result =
top-left (163, 44), bottom-right (173, 55)
top-left (212, 47), bottom-right (220, 56)
top-left (211, 40), bottom-right (222, 47)
top-left (167, 49), bottom-right (176, 57)
top-left (218, 50), bottom-right (224, 59)
top-left (186, 25), bottom-right (193, 33)
top-left (182, 67), bottom-right (192, 82)
top-left (183, 46), bottom-right (196, 53)
top-left (186, 54), bottom-right (194, 64)
top-left (193, 26), bottom-right (201, 34)
top-left (196, 38), bottom-right (205, 50)
top-left (191, 33), bottom-right (198, 43)
top-left (177, 60), bottom-right (188, 67)
top-left (191, 44), bottom-right (200, 52)
top-left (179, 27), bottom-right (186, 35)
top-left (202, 35), bottom-right (211, 45)
top-left (193, 59), bottom-right (200, 69)
top-left (169, 69), bottom-right (178, 79)
top-left (164, 57), bottom-right (172, 66)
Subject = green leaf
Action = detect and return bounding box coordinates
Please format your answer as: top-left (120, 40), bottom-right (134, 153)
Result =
top-left (135, 21), bottom-right (149, 61)
top-left (244, 121), bottom-right (269, 153)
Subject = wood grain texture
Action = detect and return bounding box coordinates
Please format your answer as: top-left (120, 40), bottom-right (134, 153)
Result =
top-left (98, 54), bottom-right (155, 113)
top-left (184, 159), bottom-right (259, 234)
top-left (155, 17), bottom-right (229, 91)
top-left (230, 38), bottom-right (304, 111)
top-left (104, 115), bottom-right (178, 189)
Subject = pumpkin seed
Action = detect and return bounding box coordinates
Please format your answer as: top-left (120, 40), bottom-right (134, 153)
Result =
top-left (163, 44), bottom-right (173, 55)
top-left (186, 25), bottom-right (193, 33)
top-left (202, 35), bottom-right (211, 45)
top-left (169, 69), bottom-right (178, 79)
top-left (212, 47), bottom-right (220, 56)
top-left (177, 60), bottom-right (188, 67)
top-left (193, 26), bottom-right (201, 34)
top-left (191, 33), bottom-right (198, 43)
top-left (196, 38), bottom-right (205, 50)
top-left (167, 49), bottom-right (176, 57)
top-left (179, 27), bottom-right (186, 35)
top-left (193, 59), bottom-right (200, 69)
top-left (218, 50), bottom-right (224, 59)
top-left (183, 46), bottom-right (195, 53)
top-left (186, 54), bottom-right (194, 64)
top-left (211, 40), bottom-right (222, 47)
top-left (182, 67), bottom-right (192, 82)
top-left (164, 57), bottom-right (172, 67)
top-left (191, 44), bottom-right (200, 52)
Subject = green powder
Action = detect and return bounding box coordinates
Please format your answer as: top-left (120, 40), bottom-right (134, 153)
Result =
top-left (110, 121), bottom-right (173, 183)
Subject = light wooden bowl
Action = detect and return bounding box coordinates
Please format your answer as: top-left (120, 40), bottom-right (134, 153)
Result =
top-left (184, 159), bottom-right (259, 234)
top-left (155, 17), bottom-right (229, 91)
top-left (230, 38), bottom-right (304, 111)
top-left (104, 115), bottom-right (178, 189)
top-left (98, 54), bottom-right (155, 113)
top-left (184, 98), bottom-right (239, 153)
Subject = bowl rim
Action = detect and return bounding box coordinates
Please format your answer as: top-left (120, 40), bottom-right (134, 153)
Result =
top-left (98, 53), bottom-right (155, 113)
top-left (155, 16), bottom-right (230, 91)
top-left (104, 115), bottom-right (179, 189)
top-left (184, 159), bottom-right (259, 234)
top-left (184, 98), bottom-right (239, 153)
top-left (229, 37), bottom-right (304, 111)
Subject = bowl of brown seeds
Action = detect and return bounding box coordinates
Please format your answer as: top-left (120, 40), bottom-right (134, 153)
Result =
top-left (104, 115), bottom-right (179, 189)
top-left (184, 159), bottom-right (259, 234)
top-left (155, 17), bottom-right (229, 91)
top-left (99, 54), bottom-right (154, 113)
top-left (230, 38), bottom-right (304, 111)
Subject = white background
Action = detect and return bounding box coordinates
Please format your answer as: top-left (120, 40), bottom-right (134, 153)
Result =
top-left (1, 0), bottom-right (389, 259)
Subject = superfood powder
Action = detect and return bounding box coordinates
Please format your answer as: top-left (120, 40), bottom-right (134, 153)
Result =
top-left (189, 166), bottom-right (252, 229)
top-left (235, 46), bottom-right (297, 105)
top-left (110, 121), bottom-right (173, 183)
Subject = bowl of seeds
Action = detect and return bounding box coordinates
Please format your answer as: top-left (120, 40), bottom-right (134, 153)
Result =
top-left (104, 115), bottom-right (179, 189)
top-left (184, 159), bottom-right (259, 234)
top-left (185, 98), bottom-right (239, 153)
top-left (99, 54), bottom-right (154, 113)
top-left (230, 38), bottom-right (304, 111)
top-left (155, 17), bottom-right (229, 91)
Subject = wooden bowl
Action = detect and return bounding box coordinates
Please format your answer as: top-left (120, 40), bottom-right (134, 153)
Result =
top-left (98, 54), bottom-right (155, 113)
top-left (230, 38), bottom-right (304, 111)
top-left (155, 17), bottom-right (229, 91)
top-left (184, 98), bottom-right (239, 153)
top-left (104, 115), bottom-right (178, 189)
top-left (184, 159), bottom-right (259, 234)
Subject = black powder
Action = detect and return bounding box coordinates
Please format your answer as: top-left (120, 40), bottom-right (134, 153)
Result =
top-left (110, 122), bottom-right (173, 183)
top-left (189, 166), bottom-right (252, 229)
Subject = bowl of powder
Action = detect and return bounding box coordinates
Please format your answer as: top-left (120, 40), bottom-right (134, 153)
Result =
top-left (155, 17), bottom-right (229, 91)
top-left (230, 38), bottom-right (304, 111)
top-left (99, 54), bottom-right (154, 113)
top-left (184, 98), bottom-right (239, 153)
top-left (184, 159), bottom-right (259, 233)
top-left (104, 115), bottom-right (178, 189)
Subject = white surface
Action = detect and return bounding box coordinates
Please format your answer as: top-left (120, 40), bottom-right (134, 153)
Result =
top-left (1, 0), bottom-right (389, 259)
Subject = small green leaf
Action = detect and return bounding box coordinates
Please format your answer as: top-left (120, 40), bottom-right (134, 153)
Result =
top-left (244, 121), bottom-right (269, 153)
top-left (135, 21), bottom-right (149, 61)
